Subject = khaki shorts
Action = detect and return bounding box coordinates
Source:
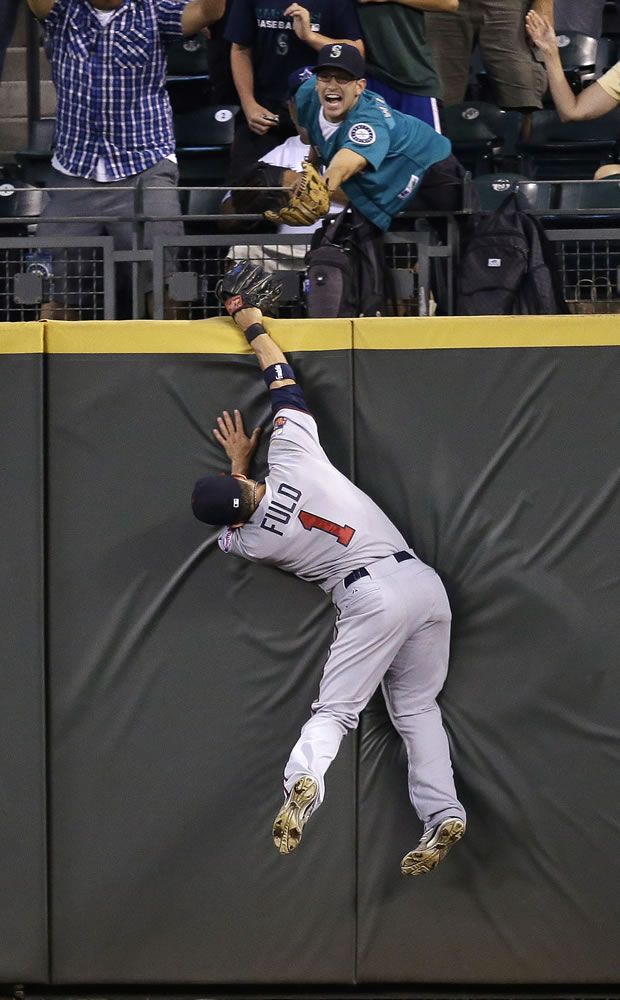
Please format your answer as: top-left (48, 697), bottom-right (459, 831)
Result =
top-left (425, 0), bottom-right (547, 110)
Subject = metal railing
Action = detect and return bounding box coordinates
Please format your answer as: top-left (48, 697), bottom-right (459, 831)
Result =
top-left (2, 179), bottom-right (620, 321)
top-left (0, 182), bottom-right (461, 321)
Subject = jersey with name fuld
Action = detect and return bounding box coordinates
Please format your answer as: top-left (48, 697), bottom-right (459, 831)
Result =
top-left (218, 407), bottom-right (412, 593)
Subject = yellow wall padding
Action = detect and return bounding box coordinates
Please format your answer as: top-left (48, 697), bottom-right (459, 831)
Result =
top-left (4, 316), bottom-right (619, 355)
top-left (44, 318), bottom-right (353, 354)
top-left (0, 323), bottom-right (44, 354)
top-left (353, 314), bottom-right (620, 350)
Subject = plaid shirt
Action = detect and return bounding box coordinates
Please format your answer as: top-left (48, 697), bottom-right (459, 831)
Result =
top-left (44, 0), bottom-right (185, 179)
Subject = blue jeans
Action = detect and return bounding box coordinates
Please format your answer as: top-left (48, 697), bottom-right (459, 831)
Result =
top-left (0, 0), bottom-right (20, 82)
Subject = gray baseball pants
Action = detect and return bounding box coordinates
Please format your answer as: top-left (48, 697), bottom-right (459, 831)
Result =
top-left (284, 554), bottom-right (465, 830)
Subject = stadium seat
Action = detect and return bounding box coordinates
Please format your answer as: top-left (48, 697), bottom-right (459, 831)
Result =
top-left (14, 118), bottom-right (56, 186)
top-left (595, 35), bottom-right (617, 76)
top-left (166, 34), bottom-right (209, 76)
top-left (0, 177), bottom-right (47, 236)
top-left (473, 172), bottom-right (556, 212)
top-left (554, 31), bottom-right (598, 91)
top-left (183, 186), bottom-right (227, 234)
top-left (174, 105), bottom-right (238, 185)
top-left (515, 106), bottom-right (620, 179)
top-left (166, 34), bottom-right (211, 113)
top-left (558, 177), bottom-right (620, 211)
top-left (439, 102), bottom-right (523, 175)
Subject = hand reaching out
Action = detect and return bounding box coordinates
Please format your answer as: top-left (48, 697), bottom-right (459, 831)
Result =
top-left (525, 10), bottom-right (557, 56)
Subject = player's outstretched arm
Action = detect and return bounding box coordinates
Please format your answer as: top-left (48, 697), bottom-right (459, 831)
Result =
top-left (232, 307), bottom-right (297, 388)
top-left (216, 262), bottom-right (297, 389)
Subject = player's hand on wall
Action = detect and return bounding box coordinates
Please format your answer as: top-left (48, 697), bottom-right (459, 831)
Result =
top-left (213, 409), bottom-right (261, 467)
top-left (284, 4), bottom-right (312, 44)
top-left (525, 10), bottom-right (557, 55)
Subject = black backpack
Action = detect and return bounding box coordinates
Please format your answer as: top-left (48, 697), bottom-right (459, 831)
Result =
top-left (456, 206), bottom-right (567, 315)
top-left (304, 205), bottom-right (387, 317)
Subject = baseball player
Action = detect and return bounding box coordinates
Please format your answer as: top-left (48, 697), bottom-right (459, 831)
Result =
top-left (191, 262), bottom-right (466, 874)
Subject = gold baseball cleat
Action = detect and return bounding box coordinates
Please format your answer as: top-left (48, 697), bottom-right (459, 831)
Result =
top-left (401, 817), bottom-right (465, 876)
top-left (272, 776), bottom-right (318, 855)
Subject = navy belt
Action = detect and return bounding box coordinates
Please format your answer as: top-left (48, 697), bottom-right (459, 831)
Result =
top-left (343, 550), bottom-right (414, 589)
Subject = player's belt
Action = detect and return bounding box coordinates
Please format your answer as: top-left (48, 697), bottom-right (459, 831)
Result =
top-left (343, 550), bottom-right (414, 589)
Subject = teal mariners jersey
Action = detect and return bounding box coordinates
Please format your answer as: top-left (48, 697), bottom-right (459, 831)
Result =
top-left (218, 406), bottom-right (410, 593)
top-left (295, 77), bottom-right (451, 230)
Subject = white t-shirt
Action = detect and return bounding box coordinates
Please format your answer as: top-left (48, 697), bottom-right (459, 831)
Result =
top-left (259, 134), bottom-right (343, 234)
top-left (224, 134), bottom-right (344, 270)
top-left (224, 134), bottom-right (343, 234)
top-left (318, 108), bottom-right (340, 142)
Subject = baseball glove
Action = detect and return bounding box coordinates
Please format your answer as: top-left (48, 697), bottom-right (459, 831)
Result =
top-left (265, 159), bottom-right (330, 227)
top-left (215, 260), bottom-right (283, 317)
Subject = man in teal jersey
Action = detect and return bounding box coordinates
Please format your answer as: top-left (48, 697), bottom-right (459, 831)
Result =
top-left (294, 42), bottom-right (468, 230)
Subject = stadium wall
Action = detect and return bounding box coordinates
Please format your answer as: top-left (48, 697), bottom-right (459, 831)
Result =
top-left (1, 316), bottom-right (619, 986)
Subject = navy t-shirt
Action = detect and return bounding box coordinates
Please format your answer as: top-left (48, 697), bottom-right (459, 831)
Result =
top-left (224, 0), bottom-right (363, 103)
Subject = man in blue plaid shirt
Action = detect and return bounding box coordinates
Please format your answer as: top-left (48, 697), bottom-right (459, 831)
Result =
top-left (27, 0), bottom-right (225, 317)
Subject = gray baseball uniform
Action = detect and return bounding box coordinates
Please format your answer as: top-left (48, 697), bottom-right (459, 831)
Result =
top-left (219, 400), bottom-right (465, 831)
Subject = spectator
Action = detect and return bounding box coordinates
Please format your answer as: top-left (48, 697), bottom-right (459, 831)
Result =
top-left (224, 0), bottom-right (364, 180)
top-left (526, 9), bottom-right (620, 119)
top-left (425, 0), bottom-right (553, 112)
top-left (204, 1), bottom-right (238, 104)
top-left (356, 0), bottom-right (458, 130)
top-left (0, 0), bottom-right (20, 83)
top-left (294, 43), bottom-right (468, 232)
top-left (26, 0), bottom-right (225, 320)
top-left (220, 67), bottom-right (345, 272)
top-left (593, 164), bottom-right (620, 180)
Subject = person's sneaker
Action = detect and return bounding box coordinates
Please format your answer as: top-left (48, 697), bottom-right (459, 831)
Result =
top-left (272, 776), bottom-right (318, 855)
top-left (400, 817), bottom-right (465, 876)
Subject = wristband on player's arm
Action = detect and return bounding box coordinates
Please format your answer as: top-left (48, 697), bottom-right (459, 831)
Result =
top-left (244, 322), bottom-right (267, 343)
top-left (263, 362), bottom-right (295, 388)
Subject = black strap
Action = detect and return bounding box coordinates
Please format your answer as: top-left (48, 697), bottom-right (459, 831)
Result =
top-left (343, 551), bottom-right (413, 589)
top-left (343, 567), bottom-right (370, 588)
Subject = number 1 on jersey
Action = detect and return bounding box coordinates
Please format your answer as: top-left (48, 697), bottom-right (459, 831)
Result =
top-left (298, 510), bottom-right (356, 547)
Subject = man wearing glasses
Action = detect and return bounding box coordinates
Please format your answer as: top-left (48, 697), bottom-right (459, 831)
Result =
top-left (294, 43), bottom-right (469, 231)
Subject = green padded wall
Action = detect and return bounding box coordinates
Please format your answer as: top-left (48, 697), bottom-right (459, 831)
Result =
top-left (0, 324), bottom-right (48, 982)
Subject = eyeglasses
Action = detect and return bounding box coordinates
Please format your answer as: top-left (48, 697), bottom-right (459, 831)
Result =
top-left (316, 72), bottom-right (357, 84)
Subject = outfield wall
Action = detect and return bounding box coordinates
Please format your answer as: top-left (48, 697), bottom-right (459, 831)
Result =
top-left (1, 316), bottom-right (619, 985)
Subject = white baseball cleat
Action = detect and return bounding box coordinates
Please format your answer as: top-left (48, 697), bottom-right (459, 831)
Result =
top-left (400, 817), bottom-right (465, 876)
top-left (272, 775), bottom-right (318, 855)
